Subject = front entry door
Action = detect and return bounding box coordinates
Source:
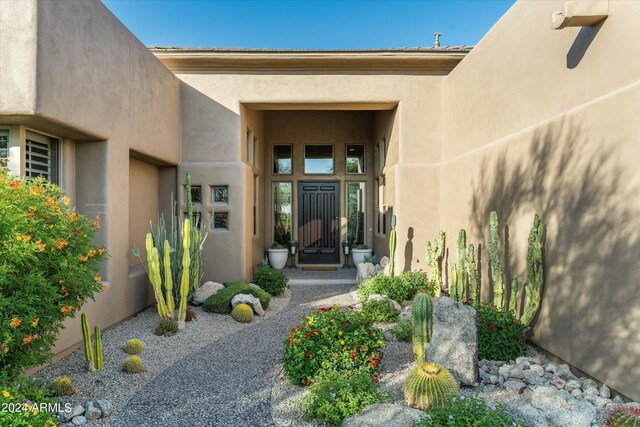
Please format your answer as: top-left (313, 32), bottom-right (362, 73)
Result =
top-left (298, 182), bottom-right (340, 264)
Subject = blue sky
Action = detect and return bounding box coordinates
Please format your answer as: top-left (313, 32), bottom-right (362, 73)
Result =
top-left (102, 0), bottom-right (515, 49)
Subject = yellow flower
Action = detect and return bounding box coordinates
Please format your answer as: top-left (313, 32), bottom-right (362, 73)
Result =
top-left (87, 249), bottom-right (96, 257)
top-left (61, 196), bottom-right (70, 206)
top-left (2, 390), bottom-right (11, 398)
top-left (94, 217), bottom-right (101, 229)
top-left (338, 331), bottom-right (343, 336)
top-left (94, 275), bottom-right (101, 282)
top-left (340, 340), bottom-right (345, 345)
top-left (10, 317), bottom-right (21, 328)
top-left (31, 318), bottom-right (39, 327)
top-left (69, 212), bottom-right (77, 222)
top-left (97, 247), bottom-right (105, 256)
top-left (377, 340), bottom-right (384, 346)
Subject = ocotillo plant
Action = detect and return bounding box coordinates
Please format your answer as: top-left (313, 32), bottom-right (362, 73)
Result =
top-left (388, 215), bottom-right (397, 275)
top-left (425, 231), bottom-right (445, 297)
top-left (489, 211), bottom-right (505, 309)
top-left (466, 244), bottom-right (480, 304)
top-left (509, 276), bottom-right (518, 315)
top-left (456, 229), bottom-right (468, 302)
top-left (81, 313), bottom-right (104, 371)
top-left (521, 214), bottom-right (544, 326)
top-left (411, 293), bottom-right (432, 363)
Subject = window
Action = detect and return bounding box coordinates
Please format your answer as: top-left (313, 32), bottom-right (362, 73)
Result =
top-left (186, 185), bottom-right (202, 204)
top-left (212, 186), bottom-right (228, 203)
top-left (377, 177), bottom-right (386, 235)
top-left (273, 145), bottom-right (292, 174)
top-left (346, 144), bottom-right (365, 174)
top-left (214, 212), bottom-right (229, 230)
top-left (378, 137), bottom-right (386, 171)
top-left (346, 182), bottom-right (365, 246)
top-left (272, 182), bottom-right (292, 245)
top-left (253, 175), bottom-right (258, 236)
top-left (304, 145), bottom-right (333, 174)
top-left (25, 130), bottom-right (59, 184)
top-left (0, 129), bottom-right (8, 168)
top-left (184, 211), bottom-right (202, 228)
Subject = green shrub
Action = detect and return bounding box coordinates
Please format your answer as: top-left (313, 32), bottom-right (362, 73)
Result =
top-left (362, 299), bottom-right (399, 323)
top-left (0, 373), bottom-right (58, 426)
top-left (413, 395), bottom-right (524, 426)
top-left (154, 318), bottom-right (178, 336)
top-left (357, 273), bottom-right (428, 304)
top-left (391, 320), bottom-right (413, 342)
top-left (475, 303), bottom-right (527, 361)
top-left (0, 169), bottom-right (107, 378)
top-left (252, 267), bottom-right (289, 296)
top-left (123, 338), bottom-right (145, 355)
top-left (302, 369), bottom-right (388, 426)
top-left (122, 355), bottom-right (145, 373)
top-left (284, 305), bottom-right (384, 386)
top-left (399, 270), bottom-right (436, 297)
top-left (203, 283), bottom-right (270, 314)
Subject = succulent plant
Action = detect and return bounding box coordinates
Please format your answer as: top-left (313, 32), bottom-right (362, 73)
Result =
top-left (185, 306), bottom-right (197, 322)
top-left (604, 404), bottom-right (640, 427)
top-left (122, 355), bottom-right (145, 373)
top-left (50, 376), bottom-right (75, 396)
top-left (411, 293), bottom-right (432, 363)
top-left (231, 303), bottom-right (254, 323)
top-left (425, 231), bottom-right (445, 297)
top-left (388, 215), bottom-right (397, 276)
top-left (154, 318), bottom-right (178, 336)
top-left (404, 362), bottom-right (459, 410)
top-left (489, 211), bottom-right (505, 309)
top-left (81, 313), bottom-right (104, 371)
top-left (521, 213), bottom-right (545, 326)
top-left (123, 338), bottom-right (145, 355)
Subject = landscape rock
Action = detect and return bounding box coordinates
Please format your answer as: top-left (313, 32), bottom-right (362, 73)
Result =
top-left (342, 403), bottom-right (426, 427)
top-left (599, 384), bottom-right (611, 398)
top-left (379, 256), bottom-right (389, 270)
top-left (522, 369), bottom-right (548, 385)
top-left (504, 380), bottom-right (527, 393)
top-left (231, 293), bottom-right (265, 316)
top-left (529, 386), bottom-right (565, 410)
top-left (549, 376), bottom-right (566, 390)
top-left (426, 297), bottom-right (479, 385)
top-left (399, 306), bottom-right (412, 323)
top-left (192, 281), bottom-right (224, 305)
top-left (63, 405), bottom-right (85, 422)
top-left (72, 416), bottom-right (87, 426)
top-left (84, 402), bottom-right (101, 421)
top-left (546, 362), bottom-right (559, 374)
top-left (613, 395), bottom-right (624, 404)
top-left (565, 379), bottom-right (582, 391)
top-left (95, 400), bottom-right (112, 417)
top-left (367, 294), bottom-right (402, 311)
top-left (357, 263), bottom-right (378, 283)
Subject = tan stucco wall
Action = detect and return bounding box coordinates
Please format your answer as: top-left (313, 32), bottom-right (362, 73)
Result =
top-left (442, 0), bottom-right (640, 400)
top-left (128, 158), bottom-right (159, 266)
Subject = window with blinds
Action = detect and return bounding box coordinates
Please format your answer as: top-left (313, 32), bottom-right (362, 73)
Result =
top-left (0, 129), bottom-right (8, 168)
top-left (25, 131), bottom-right (59, 184)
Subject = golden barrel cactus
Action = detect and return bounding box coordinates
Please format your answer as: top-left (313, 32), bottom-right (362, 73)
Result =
top-left (404, 362), bottom-right (459, 410)
top-left (231, 303), bottom-right (254, 323)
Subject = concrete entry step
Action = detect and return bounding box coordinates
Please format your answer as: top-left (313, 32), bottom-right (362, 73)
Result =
top-left (282, 266), bottom-right (357, 285)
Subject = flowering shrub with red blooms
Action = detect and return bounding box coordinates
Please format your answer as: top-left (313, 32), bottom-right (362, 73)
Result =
top-left (475, 302), bottom-right (527, 361)
top-left (283, 305), bottom-right (385, 386)
top-left (0, 168), bottom-right (108, 378)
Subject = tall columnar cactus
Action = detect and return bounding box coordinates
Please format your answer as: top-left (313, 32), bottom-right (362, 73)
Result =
top-left (466, 244), bottom-right (480, 305)
top-left (146, 233), bottom-right (168, 318)
top-left (404, 362), bottom-right (459, 410)
top-left (93, 325), bottom-right (104, 370)
top-left (456, 229), bottom-right (468, 302)
top-left (186, 173), bottom-right (193, 221)
top-left (81, 313), bottom-right (94, 372)
top-left (411, 294), bottom-right (433, 363)
top-left (521, 214), bottom-right (545, 326)
top-left (177, 218), bottom-right (191, 322)
top-left (449, 263), bottom-right (459, 302)
top-left (425, 231), bottom-right (445, 297)
top-left (509, 276), bottom-right (519, 315)
top-left (163, 241), bottom-right (175, 317)
top-left (388, 215), bottom-right (397, 276)
top-left (489, 211), bottom-right (505, 309)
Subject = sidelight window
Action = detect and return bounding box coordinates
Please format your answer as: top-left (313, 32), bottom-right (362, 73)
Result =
top-left (346, 182), bottom-right (365, 246)
top-left (272, 182), bottom-right (292, 245)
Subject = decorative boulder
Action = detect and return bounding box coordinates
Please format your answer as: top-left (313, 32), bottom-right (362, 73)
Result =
top-left (342, 403), bottom-right (426, 427)
top-left (399, 306), bottom-right (412, 323)
top-left (192, 281), bottom-right (224, 305)
top-left (379, 256), bottom-right (389, 271)
top-left (426, 297), bottom-right (479, 385)
top-left (231, 293), bottom-right (265, 316)
top-left (367, 294), bottom-right (402, 311)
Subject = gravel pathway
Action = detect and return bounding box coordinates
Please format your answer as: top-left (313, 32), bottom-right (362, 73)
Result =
top-left (107, 283), bottom-right (357, 427)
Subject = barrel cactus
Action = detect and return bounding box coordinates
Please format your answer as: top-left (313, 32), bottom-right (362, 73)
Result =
top-left (604, 404), bottom-right (640, 427)
top-left (123, 338), bottom-right (145, 355)
top-left (154, 318), bottom-right (178, 336)
top-left (50, 376), bottom-right (75, 396)
top-left (411, 293), bottom-right (432, 363)
top-left (232, 303), bottom-right (254, 323)
top-left (122, 355), bottom-right (145, 373)
top-left (404, 362), bottom-right (459, 410)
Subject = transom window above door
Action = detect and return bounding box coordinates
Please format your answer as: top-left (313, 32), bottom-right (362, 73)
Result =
top-left (346, 144), bottom-right (365, 174)
top-left (304, 145), bottom-right (333, 174)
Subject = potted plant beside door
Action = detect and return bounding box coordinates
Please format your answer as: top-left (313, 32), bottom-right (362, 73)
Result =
top-left (268, 242), bottom-right (289, 270)
top-left (351, 245), bottom-right (373, 266)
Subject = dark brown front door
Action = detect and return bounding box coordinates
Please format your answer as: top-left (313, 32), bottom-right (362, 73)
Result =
top-left (298, 182), bottom-right (340, 264)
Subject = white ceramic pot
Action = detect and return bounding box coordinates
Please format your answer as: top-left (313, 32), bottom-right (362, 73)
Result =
top-left (351, 248), bottom-right (373, 266)
top-left (267, 248), bottom-right (289, 270)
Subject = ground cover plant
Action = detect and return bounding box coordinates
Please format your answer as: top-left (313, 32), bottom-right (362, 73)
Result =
top-left (413, 395), bottom-right (524, 427)
top-left (252, 266), bottom-right (289, 296)
top-left (358, 272), bottom-right (433, 304)
top-left (361, 299), bottom-right (399, 323)
top-left (475, 303), bottom-right (527, 361)
top-left (203, 283), bottom-right (271, 314)
top-left (391, 320), bottom-right (412, 342)
top-left (0, 169), bottom-right (107, 377)
top-left (0, 373), bottom-right (58, 426)
top-left (283, 305), bottom-right (384, 386)
top-left (302, 369), bottom-right (388, 426)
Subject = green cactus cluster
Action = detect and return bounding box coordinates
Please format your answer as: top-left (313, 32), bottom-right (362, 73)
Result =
top-left (81, 313), bottom-right (103, 371)
top-left (425, 231), bottom-right (445, 297)
top-left (123, 338), bottom-right (145, 355)
top-left (604, 404), bottom-right (640, 427)
top-left (50, 376), bottom-right (75, 396)
top-left (466, 244), bottom-right (480, 304)
top-left (509, 276), bottom-right (519, 315)
top-left (489, 211), bottom-right (505, 308)
top-left (388, 215), bottom-right (397, 276)
top-left (232, 303), bottom-right (254, 323)
top-left (455, 229), bottom-right (468, 302)
top-left (404, 362), bottom-right (459, 410)
top-left (122, 355), bottom-right (145, 373)
top-left (411, 293), bottom-right (432, 363)
top-left (521, 214), bottom-right (544, 327)
top-left (154, 318), bottom-right (179, 336)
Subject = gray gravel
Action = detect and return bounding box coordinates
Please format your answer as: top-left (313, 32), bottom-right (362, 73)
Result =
top-left (38, 290), bottom-right (290, 425)
top-left (106, 283), bottom-right (356, 427)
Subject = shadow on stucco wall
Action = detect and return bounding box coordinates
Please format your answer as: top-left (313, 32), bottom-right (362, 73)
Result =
top-left (468, 119), bottom-right (640, 397)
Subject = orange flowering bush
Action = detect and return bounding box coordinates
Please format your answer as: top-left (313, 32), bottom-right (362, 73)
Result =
top-left (0, 168), bottom-right (107, 377)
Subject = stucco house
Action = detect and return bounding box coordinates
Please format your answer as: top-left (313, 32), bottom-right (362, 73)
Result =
top-left (0, 0), bottom-right (638, 401)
